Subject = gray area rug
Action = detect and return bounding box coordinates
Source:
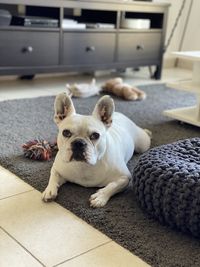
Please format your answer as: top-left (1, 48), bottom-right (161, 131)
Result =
top-left (1, 84), bottom-right (200, 267)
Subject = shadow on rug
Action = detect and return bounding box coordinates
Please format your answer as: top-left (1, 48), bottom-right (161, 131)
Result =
top-left (0, 84), bottom-right (200, 267)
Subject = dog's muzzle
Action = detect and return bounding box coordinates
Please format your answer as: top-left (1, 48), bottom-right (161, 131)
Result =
top-left (71, 139), bottom-right (87, 161)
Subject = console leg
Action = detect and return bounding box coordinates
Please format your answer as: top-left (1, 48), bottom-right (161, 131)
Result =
top-left (153, 65), bottom-right (162, 80)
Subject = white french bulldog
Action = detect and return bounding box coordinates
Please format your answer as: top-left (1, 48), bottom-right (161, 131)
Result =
top-left (42, 93), bottom-right (151, 208)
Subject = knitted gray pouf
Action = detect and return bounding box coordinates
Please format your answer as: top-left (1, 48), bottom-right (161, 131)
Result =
top-left (133, 137), bottom-right (200, 237)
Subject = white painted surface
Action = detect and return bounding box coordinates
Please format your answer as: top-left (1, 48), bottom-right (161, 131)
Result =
top-left (172, 51), bottom-right (200, 61)
top-left (163, 106), bottom-right (200, 127)
top-left (180, 0), bottom-right (200, 51)
top-left (154, 0), bottom-right (199, 67)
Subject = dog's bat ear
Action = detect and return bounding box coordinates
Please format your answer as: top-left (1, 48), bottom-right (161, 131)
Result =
top-left (54, 93), bottom-right (76, 125)
top-left (92, 95), bottom-right (115, 127)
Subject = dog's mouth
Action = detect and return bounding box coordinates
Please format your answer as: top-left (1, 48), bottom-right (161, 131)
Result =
top-left (70, 151), bottom-right (86, 162)
top-left (67, 139), bottom-right (97, 165)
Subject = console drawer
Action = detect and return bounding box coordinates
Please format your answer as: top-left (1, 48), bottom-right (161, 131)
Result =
top-left (0, 31), bottom-right (59, 67)
top-left (118, 32), bottom-right (162, 62)
top-left (63, 32), bottom-right (115, 65)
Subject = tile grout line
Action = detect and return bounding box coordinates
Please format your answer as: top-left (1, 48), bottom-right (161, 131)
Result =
top-left (0, 188), bottom-right (113, 267)
top-left (0, 189), bottom-right (35, 201)
top-left (0, 186), bottom-right (113, 267)
top-left (0, 226), bottom-right (46, 267)
top-left (53, 240), bottom-right (113, 267)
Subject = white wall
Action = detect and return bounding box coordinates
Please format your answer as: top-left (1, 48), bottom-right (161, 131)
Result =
top-left (181, 0), bottom-right (200, 50)
top-left (153, 0), bottom-right (198, 68)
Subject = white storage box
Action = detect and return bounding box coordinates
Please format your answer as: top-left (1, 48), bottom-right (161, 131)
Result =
top-left (121, 18), bottom-right (150, 29)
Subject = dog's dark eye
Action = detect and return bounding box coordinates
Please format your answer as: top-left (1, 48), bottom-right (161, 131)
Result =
top-left (90, 132), bottom-right (100, 141)
top-left (62, 129), bottom-right (72, 138)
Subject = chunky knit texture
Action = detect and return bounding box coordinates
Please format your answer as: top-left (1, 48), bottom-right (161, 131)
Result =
top-left (133, 138), bottom-right (200, 237)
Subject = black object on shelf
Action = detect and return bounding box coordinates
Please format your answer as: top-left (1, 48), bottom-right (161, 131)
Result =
top-left (26, 6), bottom-right (59, 20)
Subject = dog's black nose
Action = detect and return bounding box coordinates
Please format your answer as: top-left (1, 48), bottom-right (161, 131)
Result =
top-left (71, 139), bottom-right (87, 151)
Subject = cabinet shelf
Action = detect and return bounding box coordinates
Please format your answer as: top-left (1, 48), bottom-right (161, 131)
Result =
top-left (63, 28), bottom-right (117, 33)
top-left (163, 106), bottom-right (200, 127)
top-left (0, 26), bottom-right (60, 32)
top-left (164, 51), bottom-right (200, 127)
top-left (164, 80), bottom-right (200, 126)
top-left (118, 29), bottom-right (162, 33)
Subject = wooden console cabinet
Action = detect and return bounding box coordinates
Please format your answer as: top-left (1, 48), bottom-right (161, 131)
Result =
top-left (0, 0), bottom-right (170, 79)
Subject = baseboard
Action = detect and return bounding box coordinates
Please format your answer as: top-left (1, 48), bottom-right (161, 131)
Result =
top-left (176, 58), bottom-right (193, 70)
top-left (163, 57), bottom-right (193, 70)
top-left (163, 57), bottom-right (176, 69)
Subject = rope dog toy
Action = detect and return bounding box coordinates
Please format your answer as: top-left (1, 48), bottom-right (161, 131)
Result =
top-left (22, 139), bottom-right (57, 161)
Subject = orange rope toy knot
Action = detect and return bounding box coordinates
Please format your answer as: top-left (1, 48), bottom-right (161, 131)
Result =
top-left (22, 139), bottom-right (57, 161)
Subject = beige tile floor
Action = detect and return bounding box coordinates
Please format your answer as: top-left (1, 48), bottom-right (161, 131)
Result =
top-left (0, 67), bottom-right (191, 267)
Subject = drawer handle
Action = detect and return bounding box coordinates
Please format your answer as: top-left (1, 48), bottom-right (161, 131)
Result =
top-left (136, 45), bottom-right (144, 51)
top-left (22, 46), bottom-right (33, 53)
top-left (86, 46), bottom-right (95, 52)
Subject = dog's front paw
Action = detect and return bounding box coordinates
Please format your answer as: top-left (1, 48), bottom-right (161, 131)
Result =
top-left (89, 190), bottom-right (109, 208)
top-left (42, 186), bottom-right (58, 202)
